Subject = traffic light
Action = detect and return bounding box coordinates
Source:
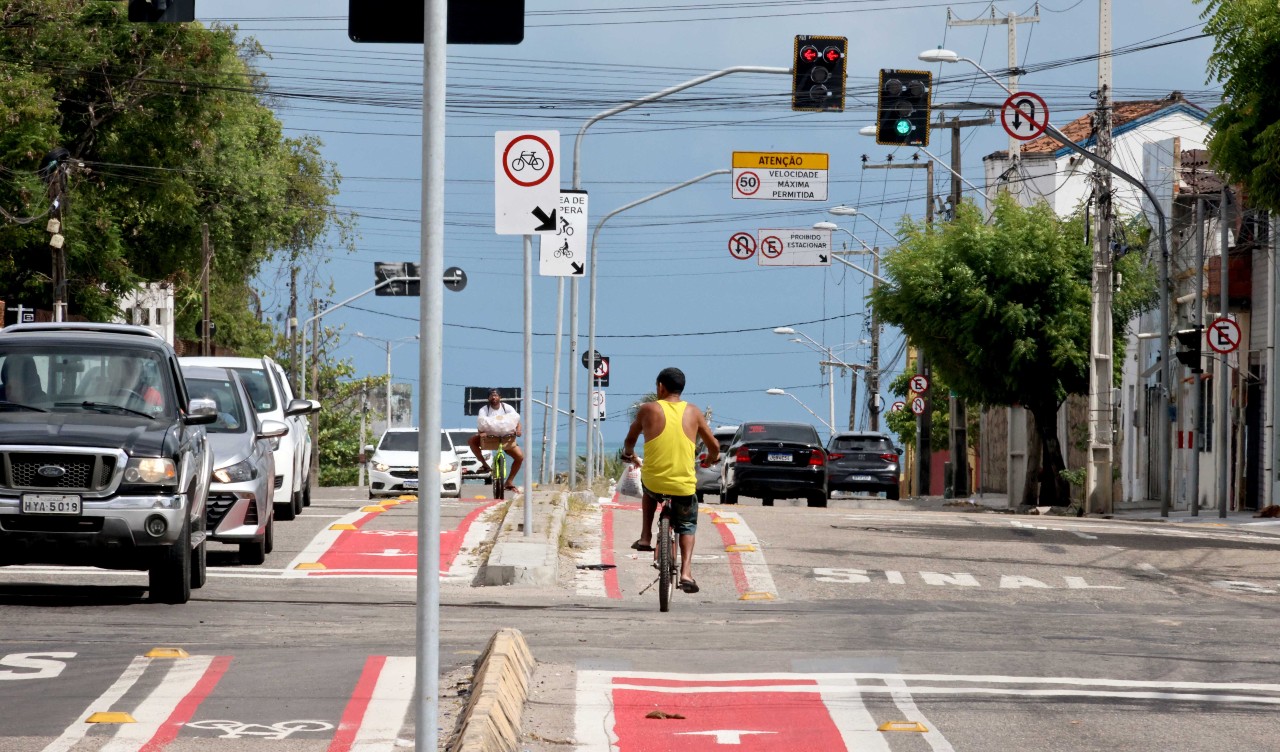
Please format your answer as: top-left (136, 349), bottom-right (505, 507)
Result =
top-left (791, 35), bottom-right (847, 112)
top-left (876, 69), bottom-right (932, 146)
top-left (1175, 326), bottom-right (1203, 373)
top-left (127, 0), bottom-right (195, 23)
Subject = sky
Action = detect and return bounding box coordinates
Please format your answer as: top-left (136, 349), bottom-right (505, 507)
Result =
top-left (193, 0), bottom-right (1217, 459)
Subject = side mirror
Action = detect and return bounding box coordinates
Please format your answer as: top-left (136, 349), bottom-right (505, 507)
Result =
top-left (896, 447), bottom-right (904, 455)
top-left (363, 444), bottom-right (375, 455)
top-left (284, 398), bottom-right (312, 417)
top-left (306, 399), bottom-right (322, 414)
top-left (185, 397), bottom-right (217, 425)
top-left (258, 419), bottom-right (290, 440)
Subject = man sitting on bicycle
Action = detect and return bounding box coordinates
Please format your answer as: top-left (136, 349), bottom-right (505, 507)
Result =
top-left (620, 367), bottom-right (718, 594)
top-left (469, 388), bottom-right (523, 492)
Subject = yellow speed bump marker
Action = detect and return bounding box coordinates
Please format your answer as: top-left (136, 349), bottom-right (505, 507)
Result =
top-left (878, 721), bottom-right (928, 733)
top-left (724, 544), bottom-right (756, 553)
top-left (145, 647), bottom-right (189, 658)
top-left (739, 591), bottom-right (775, 601)
top-left (86, 712), bottom-right (136, 724)
top-left (294, 562), bottom-right (326, 570)
top-left (330, 523), bottom-right (357, 531)
top-left (361, 505), bottom-right (387, 513)
top-left (710, 518), bottom-right (738, 525)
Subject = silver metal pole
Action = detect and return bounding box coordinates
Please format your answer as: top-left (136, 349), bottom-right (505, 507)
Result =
top-left (523, 235), bottom-right (534, 534)
top-left (827, 364), bottom-right (836, 441)
top-left (1191, 198), bottom-right (1205, 516)
top-left (299, 275), bottom-right (414, 399)
top-left (386, 341), bottom-right (393, 429)
top-left (568, 279), bottom-right (579, 488)
top-left (548, 278), bottom-right (564, 484)
top-left (586, 169), bottom-right (731, 489)
top-left (414, 0), bottom-right (445, 746)
top-left (1219, 188), bottom-right (1231, 518)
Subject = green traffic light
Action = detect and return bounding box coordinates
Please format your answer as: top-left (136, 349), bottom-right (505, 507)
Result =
top-left (895, 119), bottom-right (911, 135)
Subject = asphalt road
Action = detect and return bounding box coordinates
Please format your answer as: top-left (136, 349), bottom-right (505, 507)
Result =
top-left (1, 484), bottom-right (1278, 751)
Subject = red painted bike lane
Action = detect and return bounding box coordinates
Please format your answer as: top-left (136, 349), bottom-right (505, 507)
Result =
top-left (307, 499), bottom-right (498, 576)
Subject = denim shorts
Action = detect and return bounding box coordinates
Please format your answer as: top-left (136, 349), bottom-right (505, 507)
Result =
top-left (642, 485), bottom-right (698, 535)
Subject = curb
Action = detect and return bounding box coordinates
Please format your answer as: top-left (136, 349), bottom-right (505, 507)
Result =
top-left (483, 492), bottom-right (566, 586)
top-left (448, 628), bottom-right (536, 752)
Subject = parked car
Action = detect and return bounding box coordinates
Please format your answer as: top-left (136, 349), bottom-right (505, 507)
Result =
top-left (720, 421), bottom-right (828, 507)
top-left (446, 427), bottom-right (490, 482)
top-left (180, 356), bottom-right (319, 521)
top-left (827, 431), bottom-right (902, 500)
top-left (695, 425), bottom-right (738, 503)
top-left (0, 323), bottom-right (216, 603)
top-left (366, 428), bottom-right (462, 499)
top-left (181, 365), bottom-right (290, 565)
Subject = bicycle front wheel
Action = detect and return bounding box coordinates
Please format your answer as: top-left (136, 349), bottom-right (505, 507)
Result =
top-left (657, 515), bottom-right (673, 612)
top-left (493, 453), bottom-right (506, 500)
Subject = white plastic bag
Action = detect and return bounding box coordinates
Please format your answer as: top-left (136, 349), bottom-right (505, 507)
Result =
top-left (617, 465), bottom-right (643, 498)
top-left (477, 410), bottom-right (519, 436)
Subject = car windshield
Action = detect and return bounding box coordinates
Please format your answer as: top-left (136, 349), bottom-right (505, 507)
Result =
top-left (741, 423), bottom-right (819, 444)
top-left (380, 431), bottom-right (418, 451)
top-left (0, 346), bottom-right (172, 418)
top-left (230, 366), bottom-right (277, 412)
top-left (448, 431), bottom-right (474, 451)
top-left (185, 377), bottom-right (248, 434)
top-left (831, 436), bottom-right (895, 452)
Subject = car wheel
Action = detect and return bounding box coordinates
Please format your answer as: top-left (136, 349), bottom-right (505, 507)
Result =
top-left (695, 491), bottom-right (705, 504)
top-left (886, 485), bottom-right (900, 500)
top-left (149, 519), bottom-right (192, 604)
top-left (722, 487), bottom-right (738, 505)
top-left (761, 497), bottom-right (774, 506)
top-left (302, 480), bottom-right (312, 507)
top-left (275, 498), bottom-right (297, 522)
top-left (806, 491), bottom-right (828, 508)
top-left (240, 536), bottom-right (266, 566)
top-left (264, 515), bottom-right (275, 554)
top-left (189, 515), bottom-right (208, 589)
top-left (291, 488), bottom-right (304, 517)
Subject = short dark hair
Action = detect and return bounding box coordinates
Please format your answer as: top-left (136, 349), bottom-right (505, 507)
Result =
top-left (656, 367), bottom-right (685, 395)
top-left (488, 388), bottom-right (501, 396)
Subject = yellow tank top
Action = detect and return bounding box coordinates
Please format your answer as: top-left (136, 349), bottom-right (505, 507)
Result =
top-left (641, 400), bottom-right (696, 496)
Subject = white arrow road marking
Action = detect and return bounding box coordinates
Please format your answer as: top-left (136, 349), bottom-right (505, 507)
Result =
top-left (362, 549), bottom-right (413, 557)
top-left (675, 729), bottom-right (776, 744)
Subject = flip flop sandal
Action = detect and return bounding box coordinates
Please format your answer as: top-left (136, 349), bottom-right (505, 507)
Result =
top-left (631, 540), bottom-right (655, 552)
top-left (679, 578), bottom-right (699, 594)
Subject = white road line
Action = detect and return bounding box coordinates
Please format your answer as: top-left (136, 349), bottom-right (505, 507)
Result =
top-left (99, 654), bottom-right (216, 751)
top-left (710, 509), bottom-right (779, 599)
top-left (574, 504), bottom-right (608, 598)
top-left (284, 509), bottom-right (370, 577)
top-left (884, 676), bottom-right (955, 752)
top-left (350, 656), bottom-right (415, 751)
top-left (574, 670), bottom-right (618, 752)
top-left (43, 655), bottom-right (152, 752)
top-left (812, 675), bottom-right (891, 751)
top-left (444, 509), bottom-right (497, 584)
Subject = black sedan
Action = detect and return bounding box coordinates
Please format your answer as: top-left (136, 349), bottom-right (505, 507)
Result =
top-left (720, 422), bottom-right (828, 507)
top-left (826, 431), bottom-right (902, 500)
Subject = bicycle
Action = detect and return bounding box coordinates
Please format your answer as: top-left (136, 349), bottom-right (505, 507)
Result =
top-left (636, 491), bottom-right (687, 612)
top-left (558, 216), bottom-right (573, 236)
top-left (553, 240), bottom-right (573, 258)
top-left (510, 151), bottom-right (544, 172)
top-left (485, 434), bottom-right (518, 500)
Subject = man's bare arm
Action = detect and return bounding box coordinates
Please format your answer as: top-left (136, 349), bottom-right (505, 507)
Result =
top-left (621, 403), bottom-right (648, 465)
top-left (693, 408), bottom-right (719, 464)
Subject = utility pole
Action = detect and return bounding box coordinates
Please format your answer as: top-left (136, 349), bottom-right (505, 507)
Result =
top-left (1085, 0), bottom-right (1114, 514)
top-left (201, 223), bottom-right (212, 356)
top-left (289, 265), bottom-right (299, 389)
top-left (949, 117), bottom-right (970, 496)
top-left (947, 4), bottom-right (1040, 165)
top-left (310, 299), bottom-right (321, 489)
top-left (46, 162), bottom-right (68, 322)
top-left (868, 248), bottom-right (881, 431)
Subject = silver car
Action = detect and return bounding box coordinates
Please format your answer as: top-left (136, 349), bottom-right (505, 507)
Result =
top-left (695, 425), bottom-right (738, 503)
top-left (180, 365), bottom-right (289, 565)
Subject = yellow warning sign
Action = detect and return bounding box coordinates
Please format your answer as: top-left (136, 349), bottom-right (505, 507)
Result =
top-left (732, 152), bottom-right (829, 170)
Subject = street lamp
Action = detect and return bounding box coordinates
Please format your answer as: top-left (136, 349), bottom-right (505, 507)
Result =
top-left (354, 331), bottom-right (419, 430)
top-left (766, 388), bottom-right (833, 433)
top-left (827, 205), bottom-right (901, 244)
top-left (773, 327), bottom-right (865, 433)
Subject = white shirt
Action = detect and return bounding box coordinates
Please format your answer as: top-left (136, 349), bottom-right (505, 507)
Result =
top-left (478, 403), bottom-right (518, 421)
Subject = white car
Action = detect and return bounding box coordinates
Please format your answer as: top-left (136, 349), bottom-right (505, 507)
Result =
top-left (445, 427), bottom-right (490, 482)
top-left (367, 428), bottom-right (462, 499)
top-left (180, 356), bottom-right (320, 521)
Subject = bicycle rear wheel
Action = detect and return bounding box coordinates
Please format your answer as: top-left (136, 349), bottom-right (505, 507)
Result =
top-left (493, 453), bottom-right (506, 500)
top-left (657, 515), bottom-right (673, 612)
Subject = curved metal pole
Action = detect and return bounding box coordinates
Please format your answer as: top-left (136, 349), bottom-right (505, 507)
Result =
top-left (299, 275), bottom-right (413, 398)
top-left (585, 169), bottom-right (731, 486)
top-left (957, 55), bottom-right (1174, 512)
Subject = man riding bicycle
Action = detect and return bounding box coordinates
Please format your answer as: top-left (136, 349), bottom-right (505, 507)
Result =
top-left (620, 367), bottom-right (718, 594)
top-left (469, 388), bottom-right (523, 493)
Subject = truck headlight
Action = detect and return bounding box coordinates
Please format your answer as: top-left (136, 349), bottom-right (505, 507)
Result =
top-left (213, 459), bottom-right (257, 484)
top-left (124, 457), bottom-right (177, 485)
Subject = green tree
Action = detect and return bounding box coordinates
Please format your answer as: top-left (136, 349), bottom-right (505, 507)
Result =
top-left (870, 195), bottom-right (1155, 505)
top-left (0, 0), bottom-right (348, 344)
top-left (1198, 0), bottom-right (1280, 212)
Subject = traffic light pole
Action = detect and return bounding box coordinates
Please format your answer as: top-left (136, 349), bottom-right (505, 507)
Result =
top-left (297, 276), bottom-right (415, 399)
top-left (570, 66), bottom-right (790, 488)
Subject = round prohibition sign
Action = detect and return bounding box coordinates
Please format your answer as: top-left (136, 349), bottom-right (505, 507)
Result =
top-left (593, 359), bottom-right (609, 379)
top-left (736, 171), bottom-right (761, 196)
top-left (728, 232), bottom-right (756, 260)
top-left (911, 397), bottom-right (926, 415)
top-left (761, 235), bottom-right (784, 259)
top-left (891, 400), bottom-right (906, 413)
top-left (909, 374), bottom-right (930, 394)
top-left (1207, 316), bottom-right (1241, 354)
top-left (1001, 91), bottom-right (1050, 141)
top-left (501, 134), bottom-right (555, 188)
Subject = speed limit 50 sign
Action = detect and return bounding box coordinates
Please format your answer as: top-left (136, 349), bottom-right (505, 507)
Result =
top-left (731, 151), bottom-right (828, 201)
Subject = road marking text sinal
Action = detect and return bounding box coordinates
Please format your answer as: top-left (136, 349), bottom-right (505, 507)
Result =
top-left (813, 569), bottom-right (1123, 589)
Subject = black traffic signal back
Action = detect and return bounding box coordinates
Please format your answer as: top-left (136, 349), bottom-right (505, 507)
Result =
top-left (876, 69), bottom-right (932, 146)
top-left (128, 0), bottom-right (195, 22)
top-left (791, 35), bottom-right (847, 112)
top-left (1175, 327), bottom-right (1204, 373)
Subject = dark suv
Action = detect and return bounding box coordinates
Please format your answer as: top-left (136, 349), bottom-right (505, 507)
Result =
top-left (0, 323), bottom-right (217, 603)
top-left (827, 431), bottom-right (901, 500)
top-left (720, 421), bottom-right (828, 507)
